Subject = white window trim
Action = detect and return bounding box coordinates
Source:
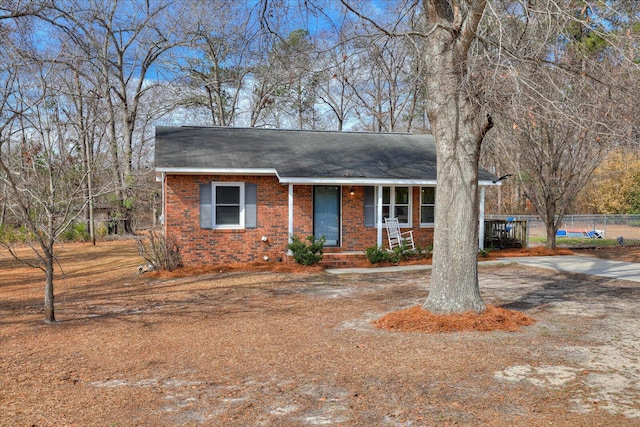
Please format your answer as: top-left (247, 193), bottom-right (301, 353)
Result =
top-left (379, 186), bottom-right (412, 228)
top-left (419, 186), bottom-right (436, 228)
top-left (212, 182), bottom-right (245, 229)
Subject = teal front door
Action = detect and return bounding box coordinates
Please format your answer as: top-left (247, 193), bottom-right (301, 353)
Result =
top-left (313, 186), bottom-right (340, 246)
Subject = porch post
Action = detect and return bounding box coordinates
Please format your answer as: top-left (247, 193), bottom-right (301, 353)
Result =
top-left (479, 186), bottom-right (486, 250)
top-left (377, 185), bottom-right (383, 247)
top-left (161, 172), bottom-right (165, 228)
top-left (288, 184), bottom-right (294, 244)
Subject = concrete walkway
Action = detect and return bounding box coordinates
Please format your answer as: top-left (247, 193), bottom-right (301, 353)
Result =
top-left (326, 255), bottom-right (640, 283)
top-left (498, 255), bottom-right (640, 283)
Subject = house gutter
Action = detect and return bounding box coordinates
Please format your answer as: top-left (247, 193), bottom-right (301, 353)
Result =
top-left (280, 177), bottom-right (498, 186)
top-left (288, 184), bottom-right (294, 248)
top-left (155, 167), bottom-right (497, 187)
top-left (155, 167), bottom-right (278, 176)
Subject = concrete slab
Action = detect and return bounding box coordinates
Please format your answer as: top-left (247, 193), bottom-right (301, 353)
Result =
top-left (498, 255), bottom-right (640, 283)
top-left (326, 255), bottom-right (640, 283)
top-left (326, 264), bottom-right (432, 275)
top-left (327, 260), bottom-right (509, 275)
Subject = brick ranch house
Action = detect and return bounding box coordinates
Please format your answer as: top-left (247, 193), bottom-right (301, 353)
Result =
top-left (155, 126), bottom-right (498, 267)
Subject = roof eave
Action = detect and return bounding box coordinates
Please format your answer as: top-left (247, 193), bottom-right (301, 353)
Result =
top-left (156, 167), bottom-right (279, 176)
top-left (283, 178), bottom-right (499, 186)
top-left (155, 168), bottom-right (498, 187)
top-left (279, 177), bottom-right (438, 185)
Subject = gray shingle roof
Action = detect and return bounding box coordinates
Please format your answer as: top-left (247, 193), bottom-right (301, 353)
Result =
top-left (155, 126), bottom-right (497, 183)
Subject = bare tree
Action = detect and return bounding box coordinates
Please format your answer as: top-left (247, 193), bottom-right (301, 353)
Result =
top-left (347, 31), bottom-right (422, 132)
top-left (58, 64), bottom-right (110, 245)
top-left (174, 0), bottom-right (263, 127)
top-left (312, 38), bottom-right (357, 131)
top-left (0, 37), bottom-right (95, 322)
top-left (265, 29), bottom-right (319, 129)
top-left (40, 0), bottom-right (183, 233)
top-left (482, 0), bottom-right (637, 247)
top-left (246, 33), bottom-right (288, 128)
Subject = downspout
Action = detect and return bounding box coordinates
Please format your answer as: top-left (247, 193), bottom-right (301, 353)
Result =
top-left (377, 185), bottom-right (383, 247)
top-left (288, 184), bottom-right (294, 247)
top-left (478, 185), bottom-right (486, 250)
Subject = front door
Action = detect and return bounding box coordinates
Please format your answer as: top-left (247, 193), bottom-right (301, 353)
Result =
top-left (313, 186), bottom-right (340, 246)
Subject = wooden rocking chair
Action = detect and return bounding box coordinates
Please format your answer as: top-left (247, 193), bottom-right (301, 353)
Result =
top-left (384, 217), bottom-right (415, 251)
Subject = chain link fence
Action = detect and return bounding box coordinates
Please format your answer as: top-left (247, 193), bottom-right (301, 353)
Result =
top-left (485, 214), bottom-right (640, 240)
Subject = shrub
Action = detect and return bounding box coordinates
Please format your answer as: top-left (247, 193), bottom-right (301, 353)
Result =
top-left (0, 225), bottom-right (12, 244)
top-left (365, 242), bottom-right (427, 264)
top-left (478, 247), bottom-right (494, 258)
top-left (388, 242), bottom-right (412, 263)
top-left (408, 245), bottom-right (432, 260)
top-left (364, 245), bottom-right (390, 264)
top-left (60, 222), bottom-right (90, 242)
top-left (137, 230), bottom-right (182, 271)
top-left (0, 225), bottom-right (34, 244)
top-left (96, 224), bottom-right (108, 238)
top-left (288, 235), bottom-right (325, 265)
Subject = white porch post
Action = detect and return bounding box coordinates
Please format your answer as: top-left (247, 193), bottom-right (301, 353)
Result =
top-left (288, 184), bottom-right (294, 244)
top-left (377, 185), bottom-right (383, 247)
top-left (479, 186), bottom-right (486, 250)
top-left (161, 172), bottom-right (165, 231)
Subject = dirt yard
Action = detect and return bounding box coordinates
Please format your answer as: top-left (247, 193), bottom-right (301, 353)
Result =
top-left (2, 241), bottom-right (640, 426)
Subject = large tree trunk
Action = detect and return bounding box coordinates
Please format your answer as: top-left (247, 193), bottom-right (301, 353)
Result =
top-left (424, 119), bottom-right (486, 313)
top-left (422, 0), bottom-right (490, 314)
top-left (423, 97), bottom-right (487, 313)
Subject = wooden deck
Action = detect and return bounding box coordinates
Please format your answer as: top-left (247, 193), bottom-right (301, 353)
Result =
top-left (484, 219), bottom-right (527, 249)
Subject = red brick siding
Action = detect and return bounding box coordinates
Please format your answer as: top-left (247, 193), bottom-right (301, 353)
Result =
top-left (164, 175), bottom-right (290, 265)
top-left (163, 176), bottom-right (434, 265)
top-left (341, 186), bottom-right (376, 250)
top-left (293, 185), bottom-right (313, 237)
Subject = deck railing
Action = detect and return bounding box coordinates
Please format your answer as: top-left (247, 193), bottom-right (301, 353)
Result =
top-left (483, 219), bottom-right (528, 249)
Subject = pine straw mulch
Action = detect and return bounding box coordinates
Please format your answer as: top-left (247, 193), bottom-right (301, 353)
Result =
top-left (373, 305), bottom-right (536, 333)
top-left (145, 248), bottom-right (545, 334)
top-left (145, 246), bottom-right (577, 278)
top-left (482, 246), bottom-right (574, 258)
top-left (370, 247), bottom-right (558, 333)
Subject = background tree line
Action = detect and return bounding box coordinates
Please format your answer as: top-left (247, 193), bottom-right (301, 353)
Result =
top-left (1, 1), bottom-right (638, 240)
top-left (0, 0), bottom-right (437, 243)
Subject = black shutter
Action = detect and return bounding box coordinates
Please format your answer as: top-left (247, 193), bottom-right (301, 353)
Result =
top-left (364, 186), bottom-right (375, 227)
top-left (199, 183), bottom-right (212, 228)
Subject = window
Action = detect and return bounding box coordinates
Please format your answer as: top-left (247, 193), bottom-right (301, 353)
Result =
top-left (364, 186), bottom-right (412, 227)
top-left (420, 187), bottom-right (436, 226)
top-left (388, 187), bottom-right (410, 225)
top-left (199, 182), bottom-right (257, 229)
top-left (215, 184), bottom-right (242, 225)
